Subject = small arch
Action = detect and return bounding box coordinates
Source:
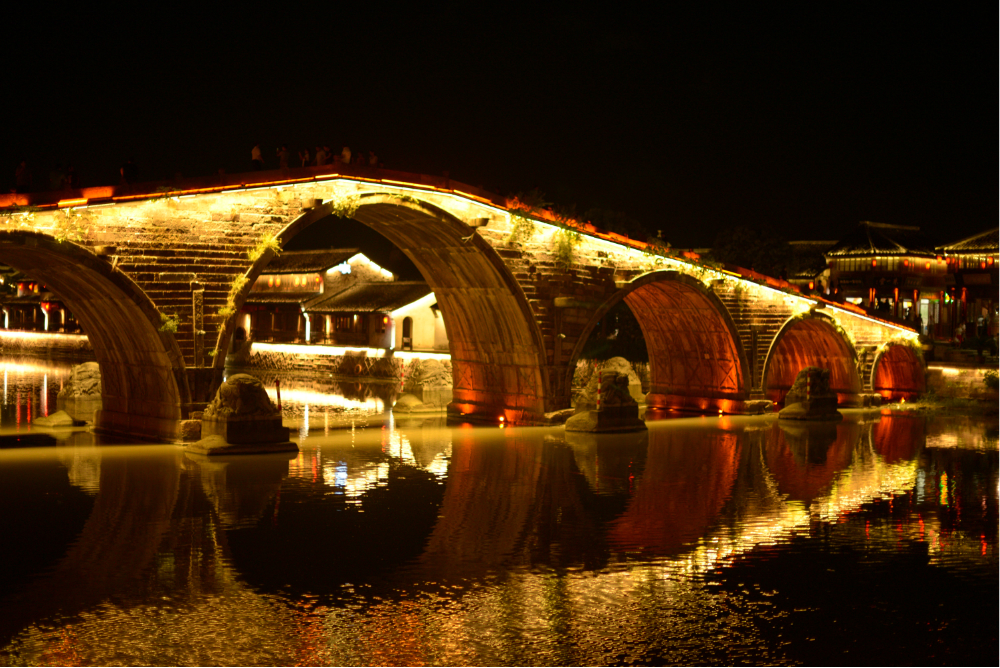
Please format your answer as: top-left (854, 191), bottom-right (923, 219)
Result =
top-left (763, 312), bottom-right (862, 406)
top-left (0, 231), bottom-right (187, 440)
top-left (568, 271), bottom-right (750, 413)
top-left (871, 341), bottom-right (925, 401)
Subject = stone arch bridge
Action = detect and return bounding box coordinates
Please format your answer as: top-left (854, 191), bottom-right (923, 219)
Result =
top-left (0, 168), bottom-right (923, 440)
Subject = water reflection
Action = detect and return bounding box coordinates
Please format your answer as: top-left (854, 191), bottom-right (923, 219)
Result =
top-left (0, 385), bottom-right (995, 664)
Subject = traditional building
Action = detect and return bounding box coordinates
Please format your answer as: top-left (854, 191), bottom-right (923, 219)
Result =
top-left (825, 222), bottom-right (946, 334)
top-left (240, 250), bottom-right (445, 351)
top-left (937, 228), bottom-right (998, 340)
top-left (0, 274), bottom-right (80, 334)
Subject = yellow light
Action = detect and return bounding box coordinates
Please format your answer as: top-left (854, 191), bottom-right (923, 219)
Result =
top-left (57, 198), bottom-right (88, 208)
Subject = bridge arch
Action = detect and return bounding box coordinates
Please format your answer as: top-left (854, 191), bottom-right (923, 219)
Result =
top-left (763, 311), bottom-right (862, 406)
top-left (0, 231), bottom-right (187, 440)
top-left (569, 271), bottom-right (751, 413)
top-left (228, 193), bottom-right (549, 424)
top-left (871, 341), bottom-right (925, 401)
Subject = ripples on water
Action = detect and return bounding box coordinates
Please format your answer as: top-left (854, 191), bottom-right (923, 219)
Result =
top-left (0, 358), bottom-right (996, 666)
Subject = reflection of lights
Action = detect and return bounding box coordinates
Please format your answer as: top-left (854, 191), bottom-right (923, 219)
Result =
top-left (253, 342), bottom-right (452, 362)
top-left (299, 405), bottom-right (309, 440)
top-left (0, 331), bottom-right (89, 344)
top-left (254, 342), bottom-right (385, 357)
top-left (265, 387), bottom-right (384, 413)
top-left (622, 445), bottom-right (920, 580)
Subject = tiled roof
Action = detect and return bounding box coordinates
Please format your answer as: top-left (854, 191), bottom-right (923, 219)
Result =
top-left (245, 292), bottom-right (317, 304)
top-left (307, 282), bottom-right (432, 313)
top-left (937, 228), bottom-right (999, 254)
top-left (824, 222), bottom-right (935, 257)
top-left (260, 249), bottom-right (359, 274)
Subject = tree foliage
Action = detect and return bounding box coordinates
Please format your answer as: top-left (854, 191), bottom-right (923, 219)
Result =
top-left (710, 225), bottom-right (791, 278)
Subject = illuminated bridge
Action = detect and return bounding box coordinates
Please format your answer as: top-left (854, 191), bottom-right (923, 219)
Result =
top-left (0, 167), bottom-right (924, 440)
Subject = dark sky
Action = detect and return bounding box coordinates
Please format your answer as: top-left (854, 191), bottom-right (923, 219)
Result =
top-left (5, 6), bottom-right (993, 247)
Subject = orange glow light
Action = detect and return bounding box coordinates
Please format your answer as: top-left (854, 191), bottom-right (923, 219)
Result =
top-left (871, 259), bottom-right (877, 268)
top-left (925, 262), bottom-right (930, 270)
top-left (57, 198), bottom-right (88, 208)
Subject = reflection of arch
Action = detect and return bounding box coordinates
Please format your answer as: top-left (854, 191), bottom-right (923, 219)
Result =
top-left (871, 342), bottom-right (925, 401)
top-left (763, 313), bottom-right (861, 406)
top-left (569, 271), bottom-right (750, 413)
top-left (0, 232), bottom-right (186, 440)
top-left (608, 428), bottom-right (740, 555)
top-left (233, 195), bottom-right (549, 424)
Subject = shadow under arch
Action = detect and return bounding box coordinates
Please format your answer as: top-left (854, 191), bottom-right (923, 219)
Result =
top-left (0, 232), bottom-right (187, 440)
top-left (227, 194), bottom-right (550, 424)
top-left (871, 341), bottom-right (926, 401)
top-left (567, 270), bottom-right (751, 413)
top-left (762, 311), bottom-right (862, 406)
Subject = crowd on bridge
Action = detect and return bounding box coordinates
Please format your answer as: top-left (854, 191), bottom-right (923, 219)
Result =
top-left (8, 142), bottom-right (386, 195)
top-left (253, 144), bottom-right (381, 172)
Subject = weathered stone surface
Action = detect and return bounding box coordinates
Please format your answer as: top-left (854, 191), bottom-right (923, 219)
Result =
top-left (57, 362), bottom-right (101, 399)
top-left (33, 410), bottom-right (85, 428)
top-left (401, 358), bottom-right (453, 407)
top-left (783, 366), bottom-right (833, 406)
top-left (393, 393), bottom-right (432, 413)
top-left (574, 358), bottom-right (644, 409)
top-left (543, 407), bottom-right (577, 424)
top-left (565, 403), bottom-right (647, 433)
top-left (742, 399), bottom-right (774, 415)
top-left (189, 374), bottom-right (296, 455)
top-left (178, 420), bottom-right (202, 442)
top-left (779, 367), bottom-right (842, 421)
top-left (203, 374), bottom-right (279, 419)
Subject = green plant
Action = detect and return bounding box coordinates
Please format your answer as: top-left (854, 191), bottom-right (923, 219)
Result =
top-left (984, 369), bottom-right (999, 391)
top-left (506, 214), bottom-right (536, 246)
top-left (248, 233), bottom-right (281, 263)
top-left (159, 313), bottom-right (180, 333)
top-left (554, 228), bottom-right (581, 269)
top-left (329, 193), bottom-right (361, 218)
top-left (390, 193), bottom-right (421, 205)
top-left (217, 274), bottom-right (249, 318)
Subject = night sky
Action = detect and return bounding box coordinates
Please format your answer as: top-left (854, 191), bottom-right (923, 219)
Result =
top-left (5, 7), bottom-right (993, 248)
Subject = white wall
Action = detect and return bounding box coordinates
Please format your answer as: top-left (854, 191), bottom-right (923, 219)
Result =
top-left (392, 292), bottom-right (447, 351)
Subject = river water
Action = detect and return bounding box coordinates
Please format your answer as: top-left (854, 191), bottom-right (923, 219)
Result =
top-left (0, 357), bottom-right (996, 666)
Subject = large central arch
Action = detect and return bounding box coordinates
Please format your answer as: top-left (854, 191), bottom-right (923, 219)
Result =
top-left (257, 194), bottom-right (549, 424)
top-left (569, 271), bottom-right (751, 413)
top-left (0, 232), bottom-right (187, 440)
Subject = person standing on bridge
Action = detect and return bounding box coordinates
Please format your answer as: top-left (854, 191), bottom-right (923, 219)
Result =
top-left (299, 147), bottom-right (310, 167)
top-left (276, 145), bottom-right (290, 171)
top-left (368, 150), bottom-right (378, 167)
top-left (340, 146), bottom-right (351, 165)
top-left (120, 158), bottom-right (139, 188)
top-left (314, 146), bottom-right (327, 166)
top-left (251, 144), bottom-right (264, 171)
top-left (14, 159), bottom-right (31, 193)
